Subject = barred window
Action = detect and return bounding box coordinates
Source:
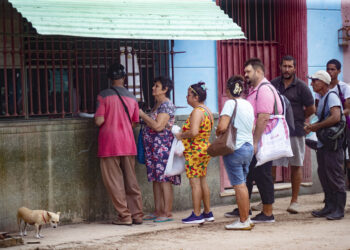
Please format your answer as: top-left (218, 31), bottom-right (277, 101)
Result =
top-left (218, 0), bottom-right (275, 41)
top-left (1, 1), bottom-right (176, 118)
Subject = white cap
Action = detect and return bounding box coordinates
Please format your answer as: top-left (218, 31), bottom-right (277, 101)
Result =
top-left (308, 70), bottom-right (331, 85)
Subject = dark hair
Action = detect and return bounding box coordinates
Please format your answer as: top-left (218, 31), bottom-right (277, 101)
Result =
top-left (227, 75), bottom-right (244, 97)
top-left (281, 55), bottom-right (296, 67)
top-left (327, 59), bottom-right (341, 70)
top-left (154, 76), bottom-right (173, 98)
top-left (244, 58), bottom-right (265, 73)
top-left (190, 81), bottom-right (207, 102)
top-left (107, 62), bottom-right (126, 80)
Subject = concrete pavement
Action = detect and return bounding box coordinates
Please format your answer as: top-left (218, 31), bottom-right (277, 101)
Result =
top-left (5, 191), bottom-right (350, 249)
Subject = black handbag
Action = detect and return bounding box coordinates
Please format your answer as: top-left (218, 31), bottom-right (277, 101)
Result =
top-left (316, 91), bottom-right (346, 151)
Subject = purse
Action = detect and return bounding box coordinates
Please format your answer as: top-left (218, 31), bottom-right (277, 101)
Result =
top-left (316, 91), bottom-right (346, 151)
top-left (207, 99), bottom-right (237, 157)
top-left (137, 126), bottom-right (146, 164)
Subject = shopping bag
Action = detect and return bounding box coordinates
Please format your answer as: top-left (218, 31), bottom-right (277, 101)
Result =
top-left (256, 115), bottom-right (293, 166)
top-left (164, 138), bottom-right (185, 176)
top-left (164, 125), bottom-right (185, 176)
top-left (137, 127), bottom-right (146, 164)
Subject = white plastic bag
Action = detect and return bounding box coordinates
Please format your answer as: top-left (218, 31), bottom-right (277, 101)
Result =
top-left (256, 115), bottom-right (293, 166)
top-left (164, 125), bottom-right (186, 177)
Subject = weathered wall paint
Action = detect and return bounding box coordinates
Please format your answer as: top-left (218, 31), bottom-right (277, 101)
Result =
top-left (172, 40), bottom-right (218, 115)
top-left (342, 0), bottom-right (350, 83)
top-left (307, 0), bottom-right (344, 79)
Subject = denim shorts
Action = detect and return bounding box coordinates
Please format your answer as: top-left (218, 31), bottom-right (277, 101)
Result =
top-left (223, 142), bottom-right (254, 186)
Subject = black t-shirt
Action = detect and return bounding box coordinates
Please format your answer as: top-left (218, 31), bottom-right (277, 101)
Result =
top-left (271, 76), bottom-right (314, 136)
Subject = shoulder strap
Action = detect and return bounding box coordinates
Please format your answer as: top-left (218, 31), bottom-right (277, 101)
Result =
top-left (197, 105), bottom-right (214, 129)
top-left (110, 87), bottom-right (132, 124)
top-left (230, 99), bottom-right (238, 125)
top-left (320, 91), bottom-right (339, 121)
top-left (256, 82), bottom-right (279, 115)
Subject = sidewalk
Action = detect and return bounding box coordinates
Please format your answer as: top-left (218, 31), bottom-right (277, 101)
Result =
top-left (6, 191), bottom-right (350, 249)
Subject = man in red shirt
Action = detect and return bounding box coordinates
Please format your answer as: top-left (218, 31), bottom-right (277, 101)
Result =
top-left (95, 63), bottom-right (143, 225)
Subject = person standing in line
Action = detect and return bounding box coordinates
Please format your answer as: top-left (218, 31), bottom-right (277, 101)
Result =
top-left (95, 63), bottom-right (143, 225)
top-left (305, 70), bottom-right (346, 220)
top-left (175, 82), bottom-right (215, 224)
top-left (216, 76), bottom-right (255, 230)
top-left (139, 76), bottom-right (180, 223)
top-left (244, 58), bottom-right (283, 223)
top-left (271, 55), bottom-right (315, 214)
top-left (324, 59), bottom-right (350, 189)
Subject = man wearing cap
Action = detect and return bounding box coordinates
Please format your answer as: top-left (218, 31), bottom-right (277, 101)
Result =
top-left (271, 55), bottom-right (315, 214)
top-left (95, 62), bottom-right (144, 225)
top-left (305, 70), bottom-right (346, 220)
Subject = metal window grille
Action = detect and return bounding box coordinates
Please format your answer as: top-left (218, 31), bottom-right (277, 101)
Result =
top-left (217, 0), bottom-right (311, 186)
top-left (0, 1), bottom-right (177, 118)
top-left (216, 0), bottom-right (279, 98)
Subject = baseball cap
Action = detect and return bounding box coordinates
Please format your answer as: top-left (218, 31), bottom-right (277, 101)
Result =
top-left (308, 70), bottom-right (331, 85)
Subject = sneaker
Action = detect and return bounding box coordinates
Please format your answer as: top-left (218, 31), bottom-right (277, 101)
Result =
top-left (224, 208), bottom-right (252, 218)
top-left (225, 219), bottom-right (252, 230)
top-left (182, 211), bottom-right (205, 224)
top-left (251, 202), bottom-right (263, 211)
top-left (250, 212), bottom-right (275, 223)
top-left (287, 202), bottom-right (300, 214)
top-left (202, 211), bottom-right (215, 222)
top-left (248, 217), bottom-right (255, 228)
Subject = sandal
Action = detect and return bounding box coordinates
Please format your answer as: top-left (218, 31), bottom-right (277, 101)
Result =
top-left (143, 214), bottom-right (157, 221)
top-left (154, 217), bottom-right (174, 223)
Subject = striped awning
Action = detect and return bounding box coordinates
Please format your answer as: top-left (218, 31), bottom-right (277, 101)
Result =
top-left (8, 0), bottom-right (245, 40)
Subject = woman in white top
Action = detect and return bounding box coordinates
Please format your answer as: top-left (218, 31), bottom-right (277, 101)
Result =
top-left (216, 75), bottom-right (255, 230)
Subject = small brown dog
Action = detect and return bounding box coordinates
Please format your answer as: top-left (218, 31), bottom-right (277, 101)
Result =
top-left (17, 207), bottom-right (60, 239)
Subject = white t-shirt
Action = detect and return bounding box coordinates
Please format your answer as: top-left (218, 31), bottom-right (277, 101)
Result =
top-left (315, 81), bottom-right (350, 100)
top-left (220, 98), bottom-right (254, 150)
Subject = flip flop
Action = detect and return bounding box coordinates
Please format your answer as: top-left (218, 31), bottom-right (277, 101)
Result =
top-left (154, 217), bottom-right (174, 223)
top-left (143, 214), bottom-right (157, 220)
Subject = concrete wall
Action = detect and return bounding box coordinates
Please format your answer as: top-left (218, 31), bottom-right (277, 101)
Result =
top-left (342, 0), bottom-right (350, 82)
top-left (307, 0), bottom-right (344, 78)
top-left (0, 117), bottom-right (234, 232)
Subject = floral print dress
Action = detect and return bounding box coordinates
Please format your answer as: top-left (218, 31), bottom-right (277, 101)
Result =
top-left (143, 101), bottom-right (181, 185)
top-left (182, 106), bottom-right (213, 178)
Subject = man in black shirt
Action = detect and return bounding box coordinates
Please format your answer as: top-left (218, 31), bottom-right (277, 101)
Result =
top-left (271, 55), bottom-right (316, 214)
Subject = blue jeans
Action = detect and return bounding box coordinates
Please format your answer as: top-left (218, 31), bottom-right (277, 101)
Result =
top-left (223, 142), bottom-right (254, 186)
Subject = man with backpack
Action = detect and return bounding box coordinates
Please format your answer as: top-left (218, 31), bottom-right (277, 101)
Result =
top-left (325, 59), bottom-right (350, 189)
top-left (305, 70), bottom-right (346, 220)
top-left (271, 55), bottom-right (315, 214)
top-left (243, 58), bottom-right (284, 223)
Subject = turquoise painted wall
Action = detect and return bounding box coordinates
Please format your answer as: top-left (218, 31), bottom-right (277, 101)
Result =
top-left (307, 0), bottom-right (344, 79)
top-left (172, 40), bottom-right (218, 115)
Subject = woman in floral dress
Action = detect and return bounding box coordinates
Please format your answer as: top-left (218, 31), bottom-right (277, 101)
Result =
top-left (139, 76), bottom-right (180, 223)
top-left (175, 81), bottom-right (215, 224)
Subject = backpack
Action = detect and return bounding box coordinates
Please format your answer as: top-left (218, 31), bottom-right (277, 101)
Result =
top-left (256, 82), bottom-right (295, 134)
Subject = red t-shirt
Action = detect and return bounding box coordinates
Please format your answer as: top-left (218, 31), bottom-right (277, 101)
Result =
top-left (95, 86), bottom-right (139, 157)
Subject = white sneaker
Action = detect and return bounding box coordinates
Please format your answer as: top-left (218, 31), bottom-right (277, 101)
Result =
top-left (225, 219), bottom-right (252, 230)
top-left (251, 202), bottom-right (263, 211)
top-left (287, 202), bottom-right (300, 214)
top-left (249, 217), bottom-right (255, 228)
